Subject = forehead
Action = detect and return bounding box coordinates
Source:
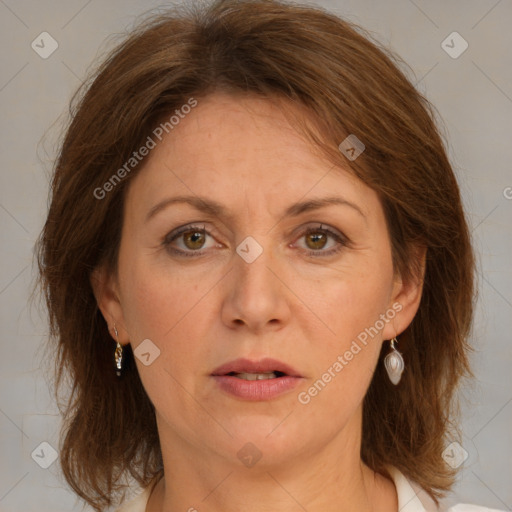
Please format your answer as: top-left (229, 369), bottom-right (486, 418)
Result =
top-left (156, 93), bottom-right (329, 170)
top-left (124, 92), bottom-right (376, 221)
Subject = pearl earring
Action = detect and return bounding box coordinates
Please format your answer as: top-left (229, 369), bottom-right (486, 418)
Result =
top-left (384, 337), bottom-right (404, 385)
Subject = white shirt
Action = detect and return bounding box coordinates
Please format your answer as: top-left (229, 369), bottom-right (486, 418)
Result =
top-left (115, 466), bottom-right (505, 512)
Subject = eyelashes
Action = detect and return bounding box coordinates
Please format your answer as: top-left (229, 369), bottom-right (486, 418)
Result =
top-left (297, 225), bottom-right (348, 257)
top-left (162, 223), bottom-right (349, 258)
top-left (163, 224), bottom-right (211, 258)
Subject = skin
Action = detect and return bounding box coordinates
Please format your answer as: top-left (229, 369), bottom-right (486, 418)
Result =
top-left (92, 92), bottom-right (425, 512)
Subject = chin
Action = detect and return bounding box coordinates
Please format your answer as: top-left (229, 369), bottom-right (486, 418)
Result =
top-left (220, 415), bottom-right (307, 462)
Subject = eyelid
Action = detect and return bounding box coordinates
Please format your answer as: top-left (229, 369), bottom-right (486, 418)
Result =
top-left (163, 222), bottom-right (349, 257)
top-left (292, 222), bottom-right (346, 240)
top-left (163, 223), bottom-right (215, 246)
top-left (292, 223), bottom-right (349, 256)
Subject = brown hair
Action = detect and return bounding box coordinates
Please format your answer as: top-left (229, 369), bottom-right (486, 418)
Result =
top-left (36, 0), bottom-right (475, 509)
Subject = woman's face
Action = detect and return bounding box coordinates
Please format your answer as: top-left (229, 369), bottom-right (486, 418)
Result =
top-left (96, 92), bottom-right (421, 470)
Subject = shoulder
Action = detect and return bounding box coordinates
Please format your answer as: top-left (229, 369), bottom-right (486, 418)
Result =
top-left (386, 465), bottom-right (506, 512)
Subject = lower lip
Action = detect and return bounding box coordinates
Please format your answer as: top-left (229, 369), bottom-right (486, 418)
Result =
top-left (212, 375), bottom-right (302, 401)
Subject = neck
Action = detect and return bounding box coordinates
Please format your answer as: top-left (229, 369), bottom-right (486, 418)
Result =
top-left (146, 414), bottom-right (398, 512)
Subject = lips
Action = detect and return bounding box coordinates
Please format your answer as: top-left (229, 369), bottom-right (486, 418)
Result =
top-left (211, 357), bottom-right (302, 378)
top-left (211, 357), bottom-right (303, 401)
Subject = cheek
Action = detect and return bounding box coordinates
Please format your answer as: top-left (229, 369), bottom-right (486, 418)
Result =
top-left (119, 249), bottom-right (198, 337)
top-left (298, 256), bottom-right (394, 405)
top-left (118, 262), bottom-right (204, 407)
top-left (313, 259), bottom-right (394, 344)
top-left (119, 254), bottom-right (216, 383)
top-left (296, 276), bottom-right (391, 423)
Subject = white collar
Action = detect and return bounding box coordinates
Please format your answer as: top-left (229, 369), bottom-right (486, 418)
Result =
top-left (386, 465), bottom-right (439, 511)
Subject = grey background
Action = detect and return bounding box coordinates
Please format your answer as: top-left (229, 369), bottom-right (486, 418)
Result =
top-left (0, 0), bottom-right (511, 510)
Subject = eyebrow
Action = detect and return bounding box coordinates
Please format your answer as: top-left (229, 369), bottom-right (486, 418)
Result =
top-left (145, 194), bottom-right (366, 223)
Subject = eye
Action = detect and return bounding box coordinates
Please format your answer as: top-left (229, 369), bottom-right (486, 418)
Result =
top-left (294, 224), bottom-right (348, 257)
top-left (163, 222), bottom-right (348, 258)
top-left (162, 224), bottom-right (219, 257)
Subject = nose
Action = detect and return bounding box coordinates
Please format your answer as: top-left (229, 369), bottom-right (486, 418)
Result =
top-left (220, 238), bottom-right (291, 333)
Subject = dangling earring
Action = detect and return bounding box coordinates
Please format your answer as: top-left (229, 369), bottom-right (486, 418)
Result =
top-left (113, 324), bottom-right (123, 377)
top-left (384, 337), bottom-right (404, 385)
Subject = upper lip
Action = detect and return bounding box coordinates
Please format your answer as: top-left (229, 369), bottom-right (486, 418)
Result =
top-left (211, 358), bottom-right (302, 377)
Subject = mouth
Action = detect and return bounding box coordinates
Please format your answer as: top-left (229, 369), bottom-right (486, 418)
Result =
top-left (211, 358), bottom-right (303, 401)
top-left (211, 357), bottom-right (302, 379)
top-left (224, 371), bottom-right (287, 381)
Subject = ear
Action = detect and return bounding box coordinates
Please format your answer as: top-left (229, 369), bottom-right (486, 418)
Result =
top-left (382, 244), bottom-right (427, 340)
top-left (90, 265), bottom-right (130, 345)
